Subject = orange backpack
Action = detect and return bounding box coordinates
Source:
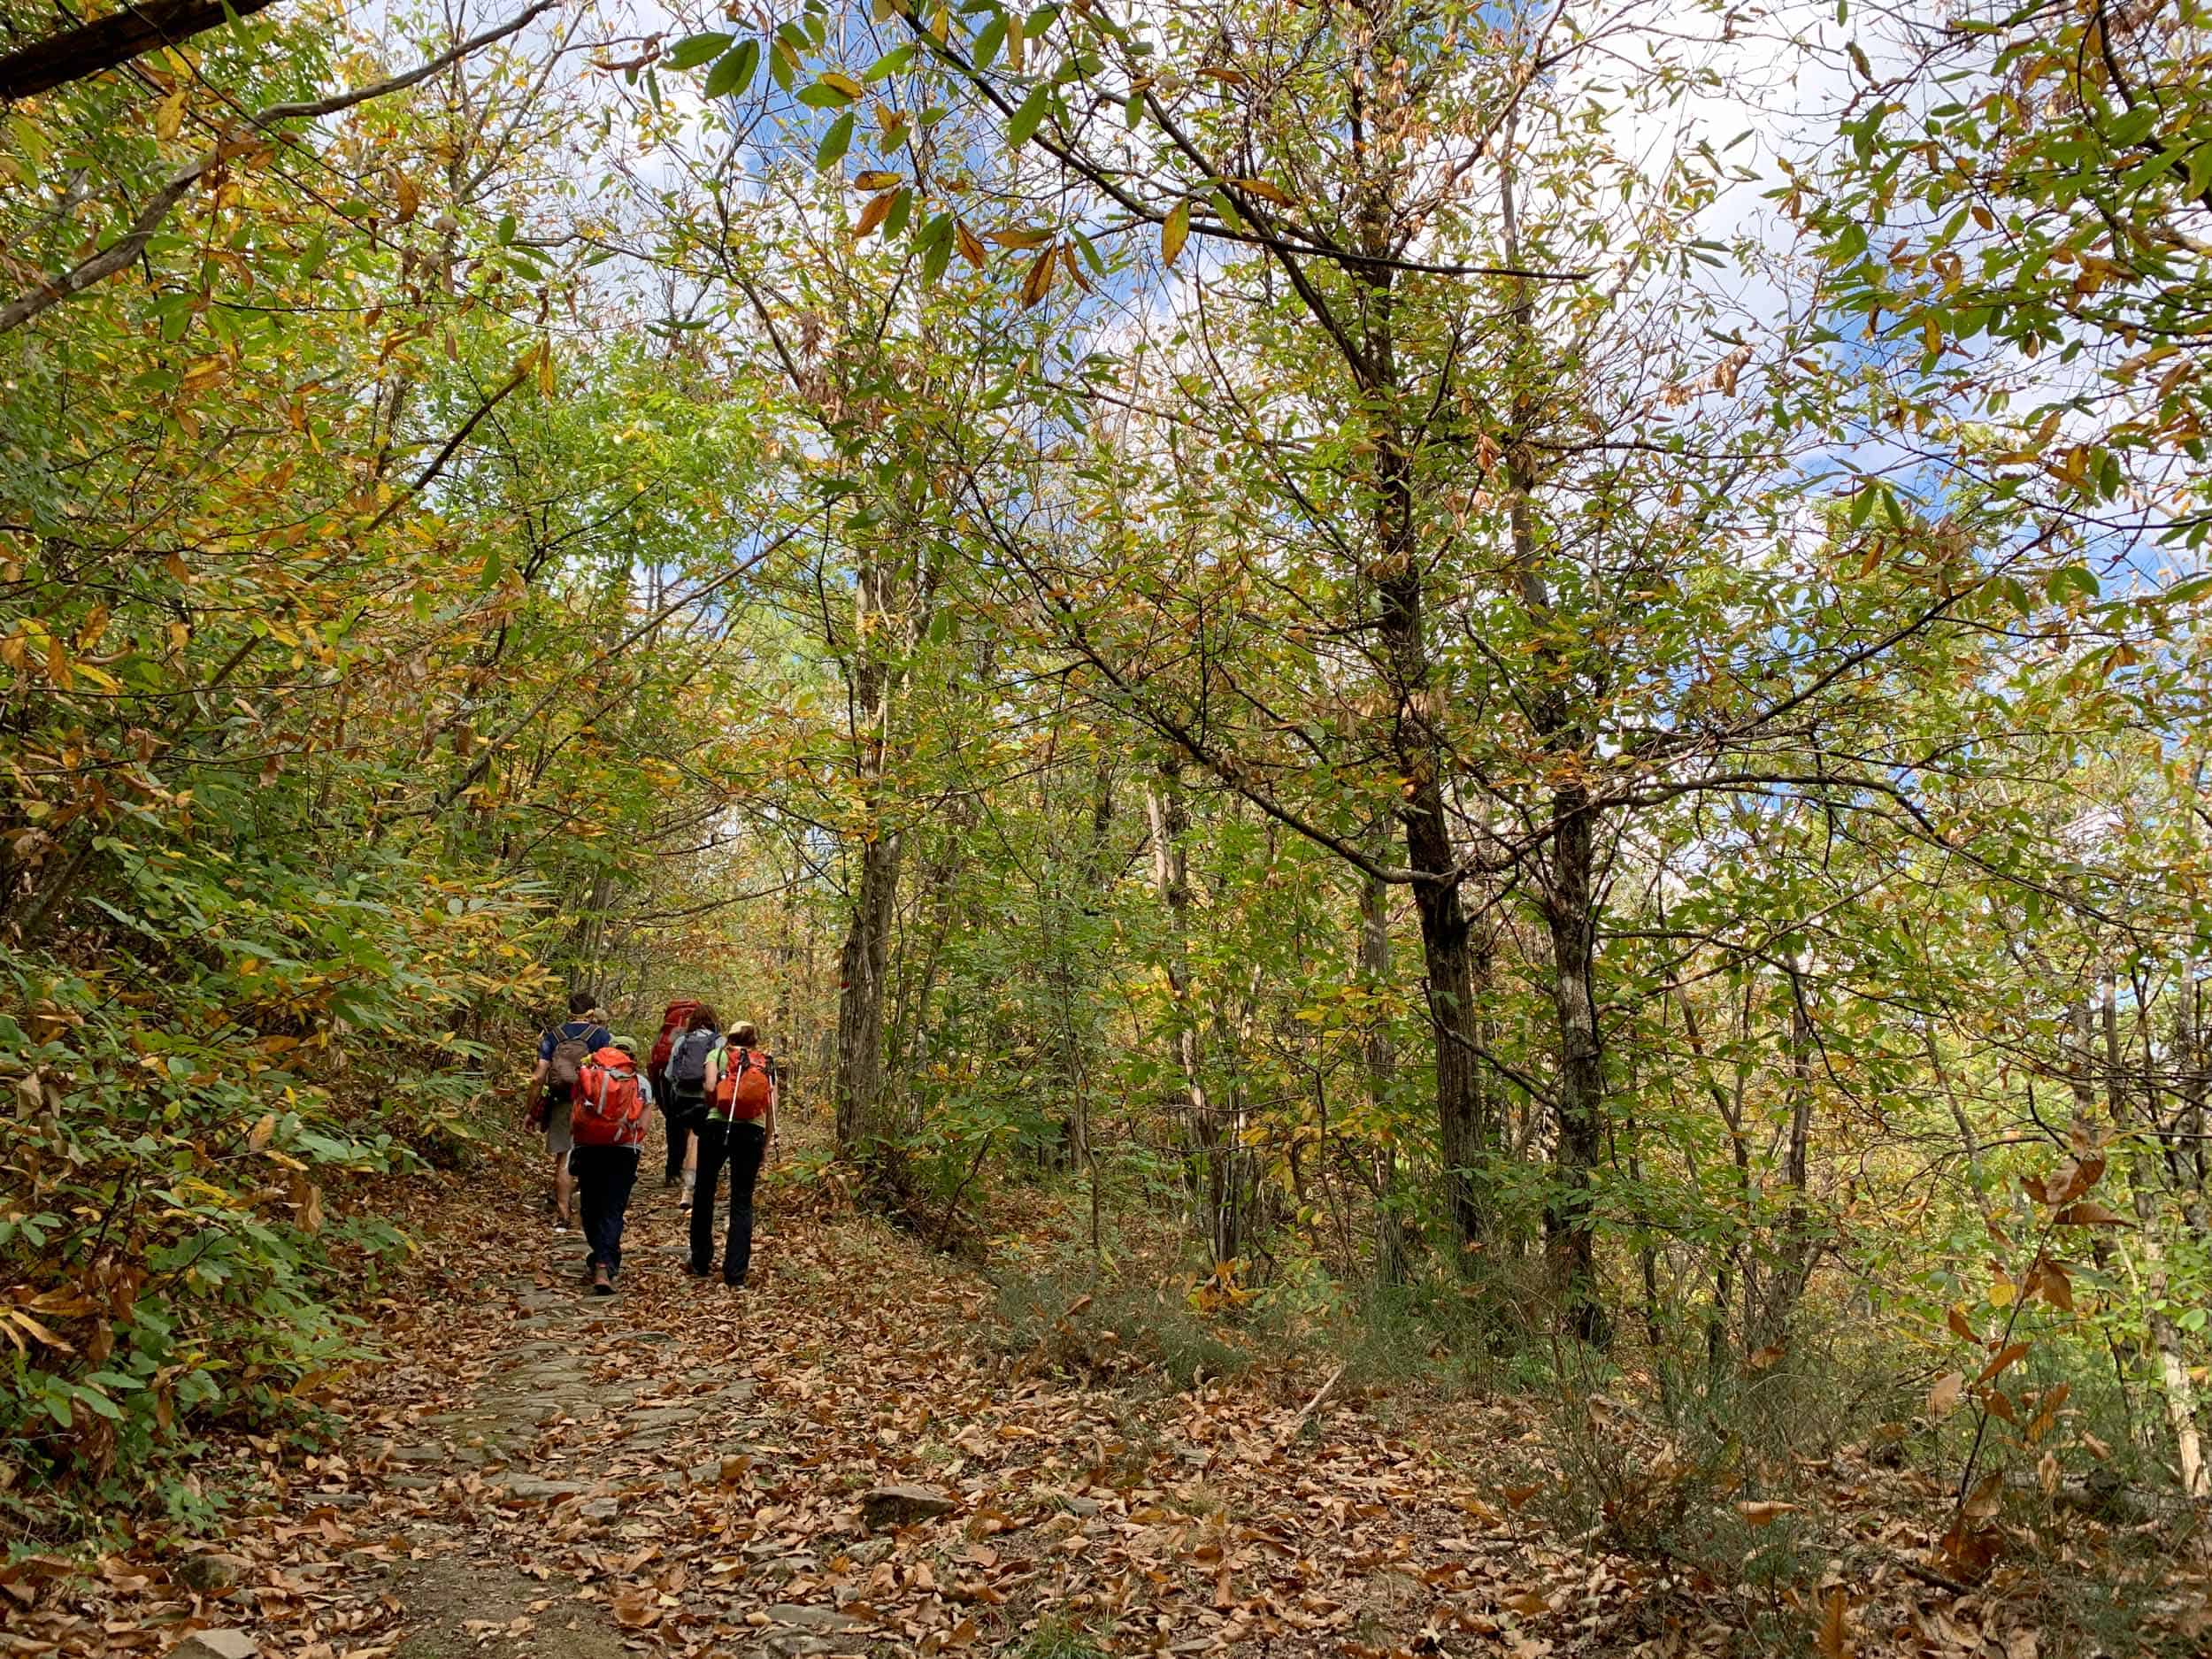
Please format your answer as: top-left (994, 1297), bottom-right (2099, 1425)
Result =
top-left (711, 1047), bottom-right (774, 1122)
top-left (572, 1048), bottom-right (649, 1147)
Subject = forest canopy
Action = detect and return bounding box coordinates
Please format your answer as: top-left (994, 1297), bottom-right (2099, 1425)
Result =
top-left (2, 0), bottom-right (2208, 1627)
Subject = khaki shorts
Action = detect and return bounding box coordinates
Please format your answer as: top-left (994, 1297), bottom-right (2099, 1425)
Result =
top-left (544, 1098), bottom-right (575, 1157)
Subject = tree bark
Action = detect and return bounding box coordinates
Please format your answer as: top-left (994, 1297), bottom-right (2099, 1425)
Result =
top-left (1145, 760), bottom-right (1235, 1264)
top-left (0, 0), bottom-right (285, 102)
top-left (1540, 776), bottom-right (1608, 1346)
top-left (832, 547), bottom-right (904, 1160)
top-left (1359, 872), bottom-right (1407, 1286)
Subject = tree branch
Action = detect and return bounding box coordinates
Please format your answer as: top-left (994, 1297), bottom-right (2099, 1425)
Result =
top-left (0, 0), bottom-right (285, 103)
top-left (0, 0), bottom-right (559, 335)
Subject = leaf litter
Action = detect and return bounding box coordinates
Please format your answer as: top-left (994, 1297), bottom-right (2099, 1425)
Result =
top-left (9, 1145), bottom-right (2206, 1659)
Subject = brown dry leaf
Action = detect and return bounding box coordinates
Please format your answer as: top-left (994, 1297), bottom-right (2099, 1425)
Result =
top-left (1738, 1501), bottom-right (1800, 1526)
top-left (1819, 1586), bottom-right (1851, 1658)
top-left (1019, 244), bottom-right (1057, 307)
top-left (855, 188), bottom-right (901, 239)
top-left (2055, 1200), bottom-right (2126, 1225)
top-left (1928, 1371), bottom-right (1965, 1417)
top-left (1963, 1470), bottom-right (2005, 1518)
top-left (1976, 1341), bottom-right (2031, 1386)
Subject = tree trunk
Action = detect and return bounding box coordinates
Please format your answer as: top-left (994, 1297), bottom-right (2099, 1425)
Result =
top-left (1365, 308), bottom-right (1492, 1258)
top-left (1145, 760), bottom-right (1234, 1264)
top-left (1540, 778), bottom-right (1608, 1346)
top-left (1751, 958), bottom-right (1816, 1349)
top-left (1360, 872), bottom-right (1408, 1286)
top-left (833, 830), bottom-right (899, 1155)
top-left (833, 547), bottom-right (904, 1161)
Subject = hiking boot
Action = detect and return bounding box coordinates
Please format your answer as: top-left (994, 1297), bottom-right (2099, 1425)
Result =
top-left (590, 1265), bottom-right (615, 1296)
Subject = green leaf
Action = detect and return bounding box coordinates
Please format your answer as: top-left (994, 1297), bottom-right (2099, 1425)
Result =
top-left (2048, 566), bottom-right (2101, 603)
top-left (667, 31), bottom-right (733, 69)
top-left (1007, 86), bottom-right (1050, 147)
top-left (705, 40), bottom-right (760, 99)
top-left (798, 81), bottom-right (855, 110)
top-left (973, 15), bottom-right (1007, 68)
top-left (864, 44), bottom-right (913, 81)
top-left (817, 111), bottom-right (855, 168)
top-left (920, 211), bottom-right (956, 281)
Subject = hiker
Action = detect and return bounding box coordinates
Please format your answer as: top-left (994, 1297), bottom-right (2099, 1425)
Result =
top-left (648, 996), bottom-right (701, 1183)
top-left (569, 1034), bottom-right (651, 1294)
top-left (525, 990), bottom-right (611, 1233)
top-left (690, 1020), bottom-right (776, 1287)
top-left (662, 1004), bottom-right (721, 1204)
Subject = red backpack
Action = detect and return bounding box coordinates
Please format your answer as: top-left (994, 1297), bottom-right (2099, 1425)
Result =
top-left (649, 1000), bottom-right (700, 1076)
top-left (572, 1048), bottom-right (649, 1148)
top-left (711, 1048), bottom-right (775, 1122)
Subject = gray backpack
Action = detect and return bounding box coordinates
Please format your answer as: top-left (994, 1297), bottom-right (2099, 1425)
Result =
top-left (669, 1030), bottom-right (716, 1098)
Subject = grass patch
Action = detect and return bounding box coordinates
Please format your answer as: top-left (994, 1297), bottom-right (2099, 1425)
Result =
top-left (990, 1246), bottom-right (1257, 1392)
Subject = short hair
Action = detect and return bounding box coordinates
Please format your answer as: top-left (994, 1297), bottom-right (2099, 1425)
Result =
top-left (730, 1020), bottom-right (759, 1048)
top-left (687, 1004), bottom-right (719, 1033)
top-left (568, 989), bottom-right (596, 1017)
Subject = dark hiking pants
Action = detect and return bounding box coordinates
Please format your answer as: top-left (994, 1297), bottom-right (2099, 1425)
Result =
top-left (689, 1118), bottom-right (767, 1285)
top-left (664, 1095), bottom-right (703, 1184)
top-left (572, 1143), bottom-right (640, 1278)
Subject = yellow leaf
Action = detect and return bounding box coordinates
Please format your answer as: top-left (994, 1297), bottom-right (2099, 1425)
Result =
top-left (396, 173), bottom-right (420, 221)
top-left (820, 70), bottom-right (864, 98)
top-left (854, 170), bottom-right (904, 191)
top-left (1162, 200), bottom-right (1190, 265)
top-left (154, 88), bottom-right (187, 142)
top-left (536, 342), bottom-right (556, 396)
top-left (955, 220), bottom-right (986, 268)
top-left (248, 1114), bottom-right (276, 1151)
top-left (987, 226), bottom-right (1055, 250)
top-left (1231, 175), bottom-right (1292, 207)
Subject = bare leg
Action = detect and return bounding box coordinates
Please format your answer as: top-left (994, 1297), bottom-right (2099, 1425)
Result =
top-left (554, 1151), bottom-right (574, 1226)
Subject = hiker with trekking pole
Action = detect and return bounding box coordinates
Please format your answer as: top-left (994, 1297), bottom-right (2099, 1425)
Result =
top-left (689, 1020), bottom-right (777, 1288)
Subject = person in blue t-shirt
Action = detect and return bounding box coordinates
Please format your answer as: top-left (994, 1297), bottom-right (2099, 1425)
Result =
top-left (525, 989), bottom-right (611, 1233)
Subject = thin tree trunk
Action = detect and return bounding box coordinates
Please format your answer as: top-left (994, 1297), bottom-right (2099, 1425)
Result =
top-left (1752, 959), bottom-right (1816, 1349)
top-left (833, 831), bottom-right (899, 1154)
top-left (1145, 761), bottom-right (1233, 1263)
top-left (1540, 779), bottom-right (1608, 1346)
top-left (1360, 872), bottom-right (1407, 1286)
top-left (1922, 1018), bottom-right (1983, 1184)
top-left (833, 547), bottom-right (904, 1162)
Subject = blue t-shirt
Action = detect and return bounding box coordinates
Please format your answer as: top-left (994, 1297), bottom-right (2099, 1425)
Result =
top-left (539, 1019), bottom-right (611, 1062)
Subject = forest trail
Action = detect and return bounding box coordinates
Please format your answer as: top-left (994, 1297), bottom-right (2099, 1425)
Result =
top-left (95, 1135), bottom-right (1673, 1659)
top-left (23, 1131), bottom-right (2191, 1658)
